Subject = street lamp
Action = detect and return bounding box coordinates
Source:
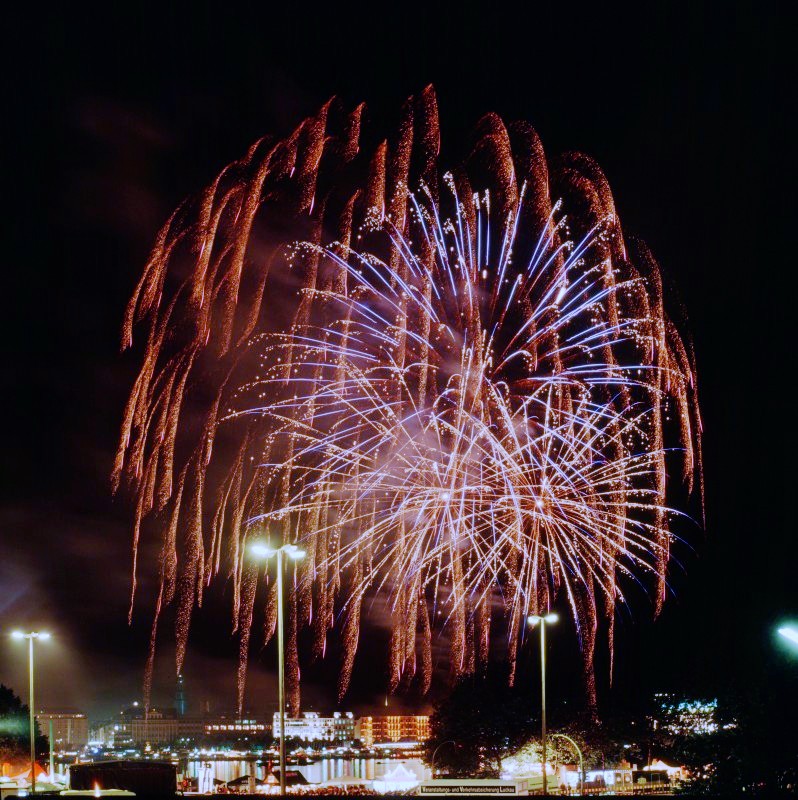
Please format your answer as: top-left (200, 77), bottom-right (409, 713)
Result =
top-left (249, 542), bottom-right (305, 797)
top-left (528, 613), bottom-right (558, 796)
top-left (550, 733), bottom-right (584, 796)
top-left (430, 739), bottom-right (456, 776)
top-left (778, 626), bottom-right (798, 647)
top-left (10, 631), bottom-right (51, 793)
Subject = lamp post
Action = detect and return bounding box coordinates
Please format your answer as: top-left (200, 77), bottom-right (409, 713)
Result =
top-left (10, 631), bottom-right (51, 793)
top-left (430, 739), bottom-right (456, 776)
top-left (527, 613), bottom-right (558, 796)
top-left (250, 542), bottom-right (305, 797)
top-left (550, 733), bottom-right (584, 796)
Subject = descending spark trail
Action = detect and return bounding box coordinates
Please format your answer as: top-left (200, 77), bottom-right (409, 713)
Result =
top-left (115, 88), bottom-right (702, 713)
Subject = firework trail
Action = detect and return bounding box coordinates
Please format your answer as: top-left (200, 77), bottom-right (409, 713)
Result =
top-left (115, 87), bottom-right (701, 713)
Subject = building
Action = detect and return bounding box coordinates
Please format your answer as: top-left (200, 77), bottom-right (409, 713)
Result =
top-left (358, 715), bottom-right (430, 747)
top-left (92, 708), bottom-right (269, 748)
top-left (203, 717), bottom-right (269, 738)
top-left (36, 710), bottom-right (89, 749)
top-left (130, 709), bottom-right (180, 745)
top-left (272, 711), bottom-right (356, 742)
top-left (90, 719), bottom-right (132, 748)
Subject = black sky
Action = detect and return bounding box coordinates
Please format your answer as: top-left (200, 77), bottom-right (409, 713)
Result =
top-left (2, 2), bottom-right (796, 721)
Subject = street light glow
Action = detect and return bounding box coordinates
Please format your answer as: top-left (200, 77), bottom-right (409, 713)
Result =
top-left (250, 542), bottom-right (278, 558)
top-left (250, 542), bottom-right (305, 560)
top-left (284, 544), bottom-right (305, 560)
top-left (527, 613), bottom-right (559, 626)
top-left (11, 631), bottom-right (25, 639)
top-left (778, 626), bottom-right (798, 646)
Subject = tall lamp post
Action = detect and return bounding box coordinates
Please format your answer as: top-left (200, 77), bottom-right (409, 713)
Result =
top-left (250, 542), bottom-right (305, 797)
top-left (10, 631), bottom-right (51, 793)
top-left (528, 613), bottom-right (558, 796)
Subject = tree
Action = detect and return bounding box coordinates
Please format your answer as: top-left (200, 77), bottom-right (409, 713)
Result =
top-left (0, 684), bottom-right (44, 766)
top-left (424, 666), bottom-right (535, 778)
top-left (669, 688), bottom-right (798, 795)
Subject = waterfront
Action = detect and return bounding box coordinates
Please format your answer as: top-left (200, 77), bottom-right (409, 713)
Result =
top-left (182, 756), bottom-right (430, 787)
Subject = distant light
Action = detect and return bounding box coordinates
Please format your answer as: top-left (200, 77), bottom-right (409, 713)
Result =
top-left (10, 631), bottom-right (25, 639)
top-left (544, 613), bottom-right (559, 623)
top-left (37, 632), bottom-right (51, 640)
top-left (778, 626), bottom-right (798, 646)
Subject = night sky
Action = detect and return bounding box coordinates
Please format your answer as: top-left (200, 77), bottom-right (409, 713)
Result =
top-left (2, 4), bottom-right (795, 722)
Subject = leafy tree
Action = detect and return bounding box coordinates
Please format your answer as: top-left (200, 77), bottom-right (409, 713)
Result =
top-left (0, 684), bottom-right (44, 765)
top-left (424, 666), bottom-right (535, 778)
top-left (671, 689), bottom-right (798, 795)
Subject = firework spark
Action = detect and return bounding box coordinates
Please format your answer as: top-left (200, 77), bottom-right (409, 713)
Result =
top-left (116, 88), bottom-right (701, 713)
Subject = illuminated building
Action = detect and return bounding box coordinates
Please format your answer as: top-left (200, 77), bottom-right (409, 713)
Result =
top-left (358, 715), bottom-right (431, 746)
top-left (272, 711), bottom-right (356, 742)
top-left (203, 718), bottom-right (268, 737)
top-left (90, 702), bottom-right (270, 747)
top-left (130, 709), bottom-right (180, 745)
top-left (90, 720), bottom-right (132, 748)
top-left (36, 710), bottom-right (89, 749)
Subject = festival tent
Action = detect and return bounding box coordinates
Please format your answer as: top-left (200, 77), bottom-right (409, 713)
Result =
top-left (6, 761), bottom-right (50, 784)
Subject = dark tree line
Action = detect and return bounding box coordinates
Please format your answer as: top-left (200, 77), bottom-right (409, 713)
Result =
top-left (0, 684), bottom-right (45, 765)
top-left (423, 665), bottom-right (798, 794)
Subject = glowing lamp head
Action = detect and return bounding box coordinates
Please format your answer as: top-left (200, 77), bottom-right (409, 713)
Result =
top-left (284, 544), bottom-right (306, 560)
top-left (528, 612), bottom-right (559, 626)
top-left (778, 626), bottom-right (798, 646)
top-left (10, 631), bottom-right (50, 640)
top-left (250, 543), bottom-right (277, 559)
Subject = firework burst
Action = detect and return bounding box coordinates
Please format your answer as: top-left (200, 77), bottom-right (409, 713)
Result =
top-left (116, 88), bottom-right (701, 713)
